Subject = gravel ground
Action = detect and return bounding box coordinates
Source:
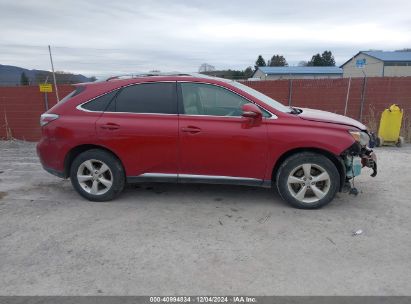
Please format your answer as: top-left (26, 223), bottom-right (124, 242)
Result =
top-left (0, 140), bottom-right (410, 295)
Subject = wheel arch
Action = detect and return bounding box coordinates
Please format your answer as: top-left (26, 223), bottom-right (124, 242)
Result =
top-left (271, 147), bottom-right (346, 191)
top-left (63, 144), bottom-right (124, 178)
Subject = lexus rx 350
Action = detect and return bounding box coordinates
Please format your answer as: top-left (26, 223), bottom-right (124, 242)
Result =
top-left (37, 74), bottom-right (377, 209)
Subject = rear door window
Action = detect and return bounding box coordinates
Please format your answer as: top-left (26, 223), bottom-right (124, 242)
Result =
top-left (114, 82), bottom-right (177, 114)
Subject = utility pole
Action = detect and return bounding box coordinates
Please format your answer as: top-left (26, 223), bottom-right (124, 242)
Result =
top-left (344, 77), bottom-right (351, 116)
top-left (359, 69), bottom-right (367, 121)
top-left (48, 45), bottom-right (60, 102)
top-left (43, 75), bottom-right (49, 111)
top-left (359, 76), bottom-right (367, 121)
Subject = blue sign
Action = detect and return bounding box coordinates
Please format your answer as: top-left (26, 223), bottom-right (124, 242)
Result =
top-left (356, 58), bottom-right (366, 68)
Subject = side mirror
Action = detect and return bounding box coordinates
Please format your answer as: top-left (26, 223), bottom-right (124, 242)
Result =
top-left (242, 103), bottom-right (262, 119)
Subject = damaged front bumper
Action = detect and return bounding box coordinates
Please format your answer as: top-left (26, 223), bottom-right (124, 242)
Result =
top-left (342, 142), bottom-right (377, 179)
top-left (361, 148), bottom-right (377, 177)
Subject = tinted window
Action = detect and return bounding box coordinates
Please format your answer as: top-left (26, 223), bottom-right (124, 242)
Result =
top-left (82, 90), bottom-right (118, 111)
top-left (115, 82), bottom-right (176, 114)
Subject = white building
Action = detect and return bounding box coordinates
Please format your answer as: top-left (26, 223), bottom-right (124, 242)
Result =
top-left (252, 66), bottom-right (343, 80)
top-left (341, 51), bottom-right (411, 78)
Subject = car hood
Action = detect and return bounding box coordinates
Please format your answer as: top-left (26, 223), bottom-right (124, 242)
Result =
top-left (298, 108), bottom-right (366, 130)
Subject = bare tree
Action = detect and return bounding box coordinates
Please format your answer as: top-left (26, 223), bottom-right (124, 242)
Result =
top-left (199, 63), bottom-right (216, 72)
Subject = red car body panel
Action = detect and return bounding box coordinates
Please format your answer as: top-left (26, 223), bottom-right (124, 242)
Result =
top-left (96, 113), bottom-right (179, 177)
top-left (298, 108), bottom-right (367, 130)
top-left (263, 118), bottom-right (357, 180)
top-left (37, 75), bottom-right (360, 184)
top-left (37, 111), bottom-right (102, 172)
top-left (178, 115), bottom-right (268, 179)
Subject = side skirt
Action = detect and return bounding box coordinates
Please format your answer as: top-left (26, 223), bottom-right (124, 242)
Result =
top-left (127, 173), bottom-right (177, 183)
top-left (127, 173), bottom-right (272, 188)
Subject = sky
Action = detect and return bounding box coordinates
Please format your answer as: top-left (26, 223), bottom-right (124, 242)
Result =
top-left (0, 0), bottom-right (410, 78)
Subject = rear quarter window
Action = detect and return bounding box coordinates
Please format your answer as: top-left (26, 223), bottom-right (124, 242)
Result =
top-left (81, 90), bottom-right (118, 111)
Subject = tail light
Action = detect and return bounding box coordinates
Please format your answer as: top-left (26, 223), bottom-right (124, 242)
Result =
top-left (40, 113), bottom-right (59, 127)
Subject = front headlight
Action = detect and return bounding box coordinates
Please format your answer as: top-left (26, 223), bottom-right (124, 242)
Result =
top-left (349, 131), bottom-right (370, 146)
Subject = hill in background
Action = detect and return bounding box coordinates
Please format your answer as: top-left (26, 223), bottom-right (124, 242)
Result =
top-left (0, 64), bottom-right (95, 86)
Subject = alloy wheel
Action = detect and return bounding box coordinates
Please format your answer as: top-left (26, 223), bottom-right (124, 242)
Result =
top-left (287, 163), bottom-right (331, 203)
top-left (76, 159), bottom-right (113, 195)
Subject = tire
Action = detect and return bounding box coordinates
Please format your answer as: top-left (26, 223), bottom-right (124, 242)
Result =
top-left (276, 152), bottom-right (340, 209)
top-left (70, 149), bottom-right (125, 201)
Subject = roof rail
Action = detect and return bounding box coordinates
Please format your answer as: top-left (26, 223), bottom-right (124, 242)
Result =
top-left (105, 72), bottom-right (194, 82)
top-left (103, 72), bottom-right (226, 82)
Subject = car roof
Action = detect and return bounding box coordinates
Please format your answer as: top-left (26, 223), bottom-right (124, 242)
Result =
top-left (76, 73), bottom-right (236, 91)
top-left (67, 73), bottom-right (288, 117)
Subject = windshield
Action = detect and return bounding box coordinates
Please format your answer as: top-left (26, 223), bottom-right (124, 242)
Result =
top-left (230, 81), bottom-right (291, 113)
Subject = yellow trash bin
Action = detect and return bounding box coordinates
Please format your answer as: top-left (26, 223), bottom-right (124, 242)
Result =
top-left (377, 104), bottom-right (404, 147)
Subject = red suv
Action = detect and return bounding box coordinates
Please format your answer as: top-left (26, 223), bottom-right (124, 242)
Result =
top-left (37, 74), bottom-right (377, 209)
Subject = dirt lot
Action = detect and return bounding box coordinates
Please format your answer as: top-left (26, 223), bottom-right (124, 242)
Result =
top-left (0, 140), bottom-right (410, 295)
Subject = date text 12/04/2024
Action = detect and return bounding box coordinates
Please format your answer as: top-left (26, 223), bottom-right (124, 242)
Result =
top-left (149, 296), bottom-right (257, 303)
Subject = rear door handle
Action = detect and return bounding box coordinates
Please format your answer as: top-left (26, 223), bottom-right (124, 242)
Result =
top-left (100, 123), bottom-right (120, 130)
top-left (181, 126), bottom-right (201, 134)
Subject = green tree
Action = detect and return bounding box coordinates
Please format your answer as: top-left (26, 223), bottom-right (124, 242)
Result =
top-left (321, 50), bottom-right (335, 66)
top-left (268, 54), bottom-right (288, 66)
top-left (307, 53), bottom-right (324, 66)
top-left (307, 51), bottom-right (336, 66)
top-left (20, 72), bottom-right (29, 85)
top-left (255, 55), bottom-right (266, 67)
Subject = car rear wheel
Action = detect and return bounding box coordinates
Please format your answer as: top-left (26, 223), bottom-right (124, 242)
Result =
top-left (276, 152), bottom-right (340, 209)
top-left (70, 149), bottom-right (125, 201)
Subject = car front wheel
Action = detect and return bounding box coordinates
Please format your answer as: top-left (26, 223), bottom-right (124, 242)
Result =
top-left (70, 149), bottom-right (125, 201)
top-left (276, 152), bottom-right (340, 209)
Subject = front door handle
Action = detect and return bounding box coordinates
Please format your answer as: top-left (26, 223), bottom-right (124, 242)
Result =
top-left (100, 123), bottom-right (120, 130)
top-left (181, 126), bottom-right (201, 134)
